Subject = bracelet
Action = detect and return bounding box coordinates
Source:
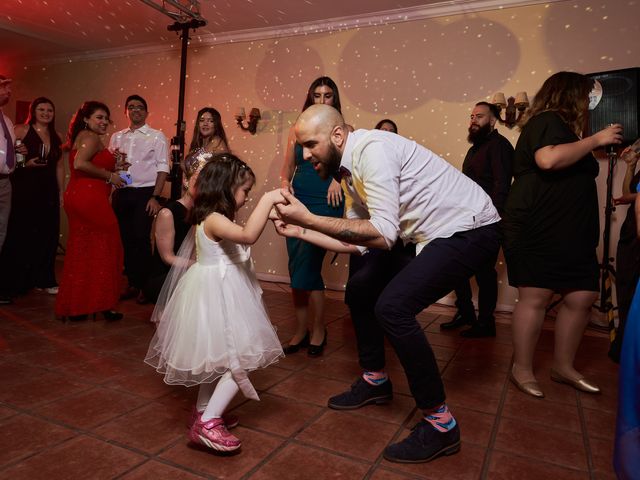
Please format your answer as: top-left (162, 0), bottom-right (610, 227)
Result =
top-left (105, 172), bottom-right (113, 184)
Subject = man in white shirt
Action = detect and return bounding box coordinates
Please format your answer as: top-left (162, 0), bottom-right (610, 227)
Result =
top-left (109, 95), bottom-right (169, 303)
top-left (274, 104), bottom-right (501, 464)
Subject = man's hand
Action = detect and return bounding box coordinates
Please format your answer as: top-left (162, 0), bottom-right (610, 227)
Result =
top-left (272, 219), bottom-right (303, 238)
top-left (274, 189), bottom-right (312, 227)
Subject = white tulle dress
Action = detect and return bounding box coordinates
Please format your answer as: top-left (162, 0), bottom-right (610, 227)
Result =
top-left (144, 222), bottom-right (283, 400)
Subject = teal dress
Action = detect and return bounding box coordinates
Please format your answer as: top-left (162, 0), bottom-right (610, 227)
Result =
top-left (286, 143), bottom-right (344, 290)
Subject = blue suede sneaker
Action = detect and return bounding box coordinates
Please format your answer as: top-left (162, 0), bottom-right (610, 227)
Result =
top-left (383, 419), bottom-right (461, 463)
top-left (328, 377), bottom-right (393, 410)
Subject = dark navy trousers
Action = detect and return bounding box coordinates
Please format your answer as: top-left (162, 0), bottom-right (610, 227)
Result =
top-left (345, 223), bottom-right (501, 409)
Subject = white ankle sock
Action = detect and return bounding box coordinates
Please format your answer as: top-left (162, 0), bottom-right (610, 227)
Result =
top-left (202, 372), bottom-right (240, 422)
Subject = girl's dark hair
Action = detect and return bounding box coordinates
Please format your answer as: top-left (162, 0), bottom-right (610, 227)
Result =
top-left (66, 100), bottom-right (111, 147)
top-left (302, 76), bottom-right (342, 113)
top-left (374, 118), bottom-right (398, 133)
top-left (190, 153), bottom-right (256, 224)
top-left (26, 97), bottom-right (61, 149)
top-left (519, 71), bottom-right (593, 136)
top-left (188, 107), bottom-right (229, 153)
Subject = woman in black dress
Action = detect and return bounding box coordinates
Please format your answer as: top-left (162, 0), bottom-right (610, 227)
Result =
top-left (0, 97), bottom-right (63, 297)
top-left (503, 72), bottom-right (622, 398)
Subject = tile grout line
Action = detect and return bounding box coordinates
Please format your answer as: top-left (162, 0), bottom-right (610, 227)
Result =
top-left (478, 360), bottom-right (512, 479)
top-left (576, 391), bottom-right (598, 480)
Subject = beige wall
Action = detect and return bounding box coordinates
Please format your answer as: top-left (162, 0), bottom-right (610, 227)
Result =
top-left (9, 0), bottom-right (640, 310)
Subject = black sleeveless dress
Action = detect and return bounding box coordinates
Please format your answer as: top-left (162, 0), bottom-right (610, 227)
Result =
top-left (143, 201), bottom-right (191, 303)
top-left (502, 111), bottom-right (599, 291)
top-left (0, 126), bottom-right (61, 293)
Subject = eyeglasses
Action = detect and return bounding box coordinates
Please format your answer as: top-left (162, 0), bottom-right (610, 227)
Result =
top-left (127, 105), bottom-right (146, 111)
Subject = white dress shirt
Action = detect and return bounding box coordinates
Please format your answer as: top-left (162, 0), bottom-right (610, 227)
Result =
top-left (0, 111), bottom-right (16, 175)
top-left (108, 124), bottom-right (169, 188)
top-left (340, 129), bottom-right (501, 254)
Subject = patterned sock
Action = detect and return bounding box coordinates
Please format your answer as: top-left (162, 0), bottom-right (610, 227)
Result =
top-left (362, 370), bottom-right (388, 386)
top-left (424, 403), bottom-right (457, 432)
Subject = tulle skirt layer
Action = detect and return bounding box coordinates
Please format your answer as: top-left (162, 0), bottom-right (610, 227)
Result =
top-left (144, 259), bottom-right (283, 388)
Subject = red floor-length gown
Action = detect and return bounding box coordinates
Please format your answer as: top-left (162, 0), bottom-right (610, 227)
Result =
top-left (55, 149), bottom-right (123, 316)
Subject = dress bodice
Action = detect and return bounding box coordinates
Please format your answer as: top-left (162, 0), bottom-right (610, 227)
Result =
top-left (195, 222), bottom-right (251, 267)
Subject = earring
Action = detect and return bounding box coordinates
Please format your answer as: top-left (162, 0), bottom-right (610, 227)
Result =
top-left (84, 121), bottom-right (89, 129)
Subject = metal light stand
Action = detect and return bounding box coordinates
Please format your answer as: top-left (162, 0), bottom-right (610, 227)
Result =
top-left (594, 148), bottom-right (618, 324)
top-left (168, 18), bottom-right (206, 200)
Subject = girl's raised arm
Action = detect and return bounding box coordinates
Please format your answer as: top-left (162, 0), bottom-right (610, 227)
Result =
top-left (204, 189), bottom-right (285, 245)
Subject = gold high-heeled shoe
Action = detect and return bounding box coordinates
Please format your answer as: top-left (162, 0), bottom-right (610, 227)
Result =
top-left (509, 372), bottom-right (545, 398)
top-left (550, 369), bottom-right (600, 394)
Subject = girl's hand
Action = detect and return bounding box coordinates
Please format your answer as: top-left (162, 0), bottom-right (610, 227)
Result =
top-left (327, 179), bottom-right (343, 207)
top-left (265, 188), bottom-right (286, 205)
top-left (268, 207), bottom-right (280, 221)
top-left (593, 123), bottom-right (623, 149)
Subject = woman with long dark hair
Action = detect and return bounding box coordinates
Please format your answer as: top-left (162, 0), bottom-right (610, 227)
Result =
top-left (503, 72), bottom-right (622, 397)
top-left (279, 76), bottom-right (346, 356)
top-left (0, 97), bottom-right (63, 298)
top-left (55, 101), bottom-right (126, 321)
top-left (183, 107), bottom-right (229, 188)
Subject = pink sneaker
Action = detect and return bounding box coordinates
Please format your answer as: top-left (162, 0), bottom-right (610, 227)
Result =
top-left (189, 417), bottom-right (241, 452)
top-left (189, 407), bottom-right (239, 430)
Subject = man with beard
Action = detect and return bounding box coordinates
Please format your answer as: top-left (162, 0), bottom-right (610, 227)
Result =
top-left (109, 95), bottom-right (169, 304)
top-left (273, 104), bottom-right (501, 463)
top-left (441, 101), bottom-right (514, 337)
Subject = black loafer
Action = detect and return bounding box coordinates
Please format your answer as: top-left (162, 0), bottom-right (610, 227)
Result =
top-left (440, 313), bottom-right (474, 331)
top-left (328, 377), bottom-right (393, 410)
top-left (383, 420), bottom-right (460, 463)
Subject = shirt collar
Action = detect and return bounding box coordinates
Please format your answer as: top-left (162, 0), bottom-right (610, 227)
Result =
top-left (125, 123), bottom-right (151, 135)
top-left (338, 129), bottom-right (364, 178)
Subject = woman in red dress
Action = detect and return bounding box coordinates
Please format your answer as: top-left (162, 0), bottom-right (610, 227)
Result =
top-left (55, 101), bottom-right (126, 321)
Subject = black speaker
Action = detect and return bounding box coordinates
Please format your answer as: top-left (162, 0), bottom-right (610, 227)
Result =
top-left (588, 67), bottom-right (640, 146)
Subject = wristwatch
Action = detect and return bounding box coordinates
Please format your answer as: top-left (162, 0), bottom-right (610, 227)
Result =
top-left (153, 195), bottom-right (163, 201)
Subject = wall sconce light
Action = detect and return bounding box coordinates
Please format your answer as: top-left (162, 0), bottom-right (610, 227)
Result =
top-left (234, 107), bottom-right (261, 134)
top-left (491, 91), bottom-right (529, 129)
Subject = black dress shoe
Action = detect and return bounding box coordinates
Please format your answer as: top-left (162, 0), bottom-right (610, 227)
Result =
top-left (283, 332), bottom-right (310, 354)
top-left (460, 323), bottom-right (496, 338)
top-left (68, 314), bottom-right (88, 322)
top-left (328, 377), bottom-right (393, 410)
top-left (0, 294), bottom-right (13, 305)
top-left (383, 419), bottom-right (460, 463)
top-left (440, 313), bottom-right (473, 331)
top-left (307, 330), bottom-right (327, 357)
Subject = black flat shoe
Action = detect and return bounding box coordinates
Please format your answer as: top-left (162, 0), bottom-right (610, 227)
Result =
top-left (283, 332), bottom-right (310, 354)
top-left (101, 310), bottom-right (124, 321)
top-left (307, 330), bottom-right (327, 357)
top-left (68, 314), bottom-right (88, 322)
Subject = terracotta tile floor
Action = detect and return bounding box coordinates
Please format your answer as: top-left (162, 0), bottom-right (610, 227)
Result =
top-left (0, 281), bottom-right (619, 479)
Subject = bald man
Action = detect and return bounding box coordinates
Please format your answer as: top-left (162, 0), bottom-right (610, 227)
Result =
top-left (274, 104), bottom-right (501, 463)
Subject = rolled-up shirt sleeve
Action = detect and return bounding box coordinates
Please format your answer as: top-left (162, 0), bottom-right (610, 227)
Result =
top-left (355, 141), bottom-right (401, 249)
top-left (154, 133), bottom-right (170, 173)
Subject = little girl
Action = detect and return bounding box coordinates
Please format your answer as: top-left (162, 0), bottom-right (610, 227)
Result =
top-left (145, 153), bottom-right (285, 453)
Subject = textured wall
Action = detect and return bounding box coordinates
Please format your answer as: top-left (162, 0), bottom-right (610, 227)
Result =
top-left (8, 0), bottom-right (640, 310)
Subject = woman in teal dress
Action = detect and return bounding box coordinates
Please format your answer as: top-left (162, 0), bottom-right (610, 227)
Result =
top-left (280, 77), bottom-right (346, 356)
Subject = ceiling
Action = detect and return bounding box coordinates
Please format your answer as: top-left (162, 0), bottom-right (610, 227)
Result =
top-left (1, 0), bottom-right (461, 67)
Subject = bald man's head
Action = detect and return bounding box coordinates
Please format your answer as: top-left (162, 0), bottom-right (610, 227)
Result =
top-left (294, 104), bottom-right (348, 180)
